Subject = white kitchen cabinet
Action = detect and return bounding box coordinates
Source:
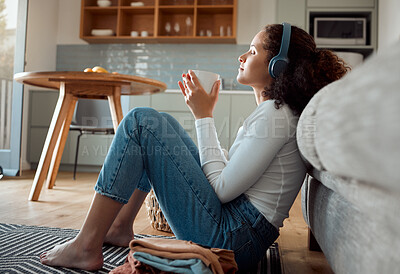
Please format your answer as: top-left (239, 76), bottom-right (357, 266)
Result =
top-left (28, 90), bottom-right (71, 164)
top-left (131, 91), bottom-right (254, 149)
top-left (66, 130), bottom-right (113, 166)
top-left (28, 89), bottom-right (256, 171)
top-left (307, 0), bottom-right (375, 8)
top-left (28, 90), bottom-right (113, 170)
top-left (30, 90), bottom-right (58, 127)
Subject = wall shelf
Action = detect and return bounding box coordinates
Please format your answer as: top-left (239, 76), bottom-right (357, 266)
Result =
top-left (80, 0), bottom-right (237, 43)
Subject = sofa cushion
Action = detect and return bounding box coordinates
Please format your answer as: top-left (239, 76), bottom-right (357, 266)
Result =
top-left (296, 86), bottom-right (329, 171)
top-left (297, 41), bottom-right (400, 193)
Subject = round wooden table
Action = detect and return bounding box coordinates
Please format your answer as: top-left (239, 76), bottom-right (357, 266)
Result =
top-left (14, 71), bottom-right (167, 201)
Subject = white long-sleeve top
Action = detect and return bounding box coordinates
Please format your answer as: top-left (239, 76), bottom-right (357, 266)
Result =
top-left (195, 100), bottom-right (307, 229)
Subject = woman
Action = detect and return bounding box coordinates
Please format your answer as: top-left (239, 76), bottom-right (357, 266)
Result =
top-left (40, 24), bottom-right (347, 271)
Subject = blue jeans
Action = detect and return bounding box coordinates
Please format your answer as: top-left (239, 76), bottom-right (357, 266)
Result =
top-left (94, 107), bottom-right (279, 271)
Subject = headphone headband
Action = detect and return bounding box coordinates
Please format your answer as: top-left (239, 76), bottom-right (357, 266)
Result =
top-left (268, 22), bottom-right (292, 79)
top-left (279, 22), bottom-right (291, 60)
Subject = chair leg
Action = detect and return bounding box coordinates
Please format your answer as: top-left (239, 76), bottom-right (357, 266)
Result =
top-left (73, 131), bottom-right (83, 180)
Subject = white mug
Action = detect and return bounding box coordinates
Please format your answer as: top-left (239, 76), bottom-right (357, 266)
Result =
top-left (191, 70), bottom-right (220, 93)
top-left (130, 31), bottom-right (139, 37)
top-left (141, 31), bottom-right (148, 37)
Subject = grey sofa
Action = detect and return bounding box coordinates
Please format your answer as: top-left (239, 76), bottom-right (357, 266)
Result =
top-left (296, 41), bottom-right (400, 274)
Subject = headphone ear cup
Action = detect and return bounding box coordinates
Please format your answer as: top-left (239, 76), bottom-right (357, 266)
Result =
top-left (268, 56), bottom-right (277, 78)
top-left (269, 57), bottom-right (288, 79)
top-left (271, 59), bottom-right (288, 78)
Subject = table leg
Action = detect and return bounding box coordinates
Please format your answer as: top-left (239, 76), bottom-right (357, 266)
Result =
top-left (108, 86), bottom-right (123, 132)
top-left (29, 85), bottom-right (74, 201)
top-left (46, 96), bottom-right (77, 189)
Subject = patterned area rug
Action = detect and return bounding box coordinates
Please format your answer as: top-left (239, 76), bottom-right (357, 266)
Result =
top-left (0, 223), bottom-right (281, 274)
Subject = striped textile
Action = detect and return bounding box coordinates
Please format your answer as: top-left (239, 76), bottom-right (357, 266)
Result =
top-left (0, 223), bottom-right (172, 274)
top-left (0, 223), bottom-right (281, 274)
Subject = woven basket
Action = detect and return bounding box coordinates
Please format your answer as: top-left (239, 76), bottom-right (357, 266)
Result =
top-left (145, 189), bottom-right (172, 233)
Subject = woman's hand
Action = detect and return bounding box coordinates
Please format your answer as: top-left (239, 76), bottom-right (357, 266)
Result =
top-left (178, 70), bottom-right (221, 120)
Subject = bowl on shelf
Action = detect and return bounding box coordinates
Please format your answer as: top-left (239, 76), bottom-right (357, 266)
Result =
top-left (97, 0), bottom-right (112, 7)
top-left (130, 2), bottom-right (145, 6)
top-left (91, 29), bottom-right (114, 36)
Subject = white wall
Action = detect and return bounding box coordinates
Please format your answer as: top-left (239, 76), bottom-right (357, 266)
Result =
top-left (21, 0), bottom-right (59, 170)
top-left (25, 0), bottom-right (59, 71)
top-left (378, 0), bottom-right (400, 52)
top-left (57, 0), bottom-right (83, 45)
top-left (237, 0), bottom-right (276, 44)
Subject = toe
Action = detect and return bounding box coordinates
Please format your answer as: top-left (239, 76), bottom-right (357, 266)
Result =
top-left (40, 256), bottom-right (48, 264)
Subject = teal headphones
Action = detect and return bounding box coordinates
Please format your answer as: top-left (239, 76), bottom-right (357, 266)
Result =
top-left (268, 22), bottom-right (292, 79)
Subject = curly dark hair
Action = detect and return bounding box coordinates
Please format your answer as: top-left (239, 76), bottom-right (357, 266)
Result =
top-left (261, 24), bottom-right (349, 115)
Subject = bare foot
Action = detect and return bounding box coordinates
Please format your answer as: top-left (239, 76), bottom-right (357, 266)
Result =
top-left (40, 239), bottom-right (103, 271)
top-left (104, 225), bottom-right (134, 247)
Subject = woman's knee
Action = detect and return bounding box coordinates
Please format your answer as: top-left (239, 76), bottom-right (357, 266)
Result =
top-left (127, 107), bottom-right (159, 120)
top-left (116, 107), bottom-right (161, 137)
top-left (126, 108), bottom-right (176, 126)
top-left (123, 107), bottom-right (162, 127)
top-left (122, 108), bottom-right (187, 141)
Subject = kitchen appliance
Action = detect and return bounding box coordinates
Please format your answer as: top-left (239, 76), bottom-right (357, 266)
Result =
top-left (314, 17), bottom-right (367, 45)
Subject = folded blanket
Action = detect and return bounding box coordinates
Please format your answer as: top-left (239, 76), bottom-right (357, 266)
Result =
top-left (129, 238), bottom-right (237, 274)
top-left (133, 251), bottom-right (212, 274)
top-left (110, 237), bottom-right (238, 274)
top-left (110, 250), bottom-right (170, 274)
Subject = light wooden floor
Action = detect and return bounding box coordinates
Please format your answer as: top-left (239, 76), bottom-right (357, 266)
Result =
top-left (0, 170), bottom-right (333, 273)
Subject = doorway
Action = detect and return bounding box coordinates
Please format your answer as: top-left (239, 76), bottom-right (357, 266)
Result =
top-left (0, 0), bottom-right (28, 176)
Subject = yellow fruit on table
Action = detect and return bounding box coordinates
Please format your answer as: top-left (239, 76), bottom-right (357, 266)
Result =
top-left (92, 66), bottom-right (109, 73)
top-left (84, 68), bottom-right (93, 72)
